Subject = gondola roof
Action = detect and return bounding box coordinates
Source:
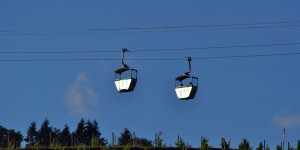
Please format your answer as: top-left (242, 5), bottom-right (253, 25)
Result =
top-left (175, 73), bottom-right (198, 81)
top-left (175, 73), bottom-right (191, 81)
top-left (115, 67), bottom-right (137, 74)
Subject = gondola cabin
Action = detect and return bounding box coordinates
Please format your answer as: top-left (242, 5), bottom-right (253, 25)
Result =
top-left (175, 73), bottom-right (198, 100)
top-left (114, 67), bottom-right (137, 93)
top-left (174, 57), bottom-right (198, 100)
top-left (114, 48), bottom-right (138, 93)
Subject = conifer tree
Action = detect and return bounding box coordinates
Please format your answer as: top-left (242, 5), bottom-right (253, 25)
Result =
top-left (200, 137), bottom-right (210, 150)
top-left (85, 120), bottom-right (107, 146)
top-left (38, 118), bottom-right (52, 147)
top-left (7, 129), bottom-right (23, 148)
top-left (221, 138), bottom-right (230, 150)
top-left (118, 128), bottom-right (132, 146)
top-left (24, 122), bottom-right (38, 148)
top-left (59, 124), bottom-right (71, 147)
top-left (51, 128), bottom-right (61, 145)
top-left (135, 137), bottom-right (153, 147)
top-left (0, 125), bottom-right (23, 148)
top-left (238, 138), bottom-right (252, 150)
top-left (74, 118), bottom-right (86, 145)
top-left (0, 125), bottom-right (8, 148)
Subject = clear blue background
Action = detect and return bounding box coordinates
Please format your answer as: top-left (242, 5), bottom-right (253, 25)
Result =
top-left (0, 1), bottom-right (300, 148)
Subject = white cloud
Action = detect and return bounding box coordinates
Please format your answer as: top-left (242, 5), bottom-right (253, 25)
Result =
top-left (274, 114), bottom-right (300, 128)
top-left (65, 72), bottom-right (99, 116)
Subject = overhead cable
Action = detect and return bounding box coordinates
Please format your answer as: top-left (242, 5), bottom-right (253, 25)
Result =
top-left (1, 20), bottom-right (300, 35)
top-left (0, 41), bottom-right (300, 54)
top-left (0, 51), bottom-right (299, 62)
top-left (130, 42), bottom-right (300, 52)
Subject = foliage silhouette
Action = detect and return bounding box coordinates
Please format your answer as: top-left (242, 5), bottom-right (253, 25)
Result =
top-left (200, 137), bottom-right (210, 150)
top-left (221, 138), bottom-right (230, 150)
top-left (238, 138), bottom-right (252, 150)
top-left (24, 121), bottom-right (38, 148)
top-left (37, 118), bottom-right (52, 147)
top-left (0, 125), bottom-right (23, 148)
top-left (118, 128), bottom-right (133, 146)
top-left (59, 124), bottom-right (71, 147)
top-left (256, 142), bottom-right (263, 150)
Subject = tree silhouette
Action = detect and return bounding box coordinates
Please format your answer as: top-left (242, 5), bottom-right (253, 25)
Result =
top-left (296, 140), bottom-right (300, 150)
top-left (118, 128), bottom-right (132, 146)
top-left (0, 125), bottom-right (7, 148)
top-left (85, 120), bottom-right (107, 146)
top-left (74, 118), bottom-right (86, 146)
top-left (238, 138), bottom-right (252, 150)
top-left (7, 129), bottom-right (23, 148)
top-left (200, 137), bottom-right (210, 150)
top-left (51, 127), bottom-right (61, 145)
top-left (276, 145), bottom-right (282, 150)
top-left (221, 138), bottom-right (230, 150)
top-left (24, 122), bottom-right (38, 148)
top-left (59, 124), bottom-right (71, 147)
top-left (256, 142), bottom-right (263, 150)
top-left (175, 137), bottom-right (190, 148)
top-left (85, 120), bottom-right (95, 145)
top-left (0, 125), bottom-right (23, 148)
top-left (92, 120), bottom-right (107, 146)
top-left (38, 118), bottom-right (52, 147)
top-left (135, 137), bottom-right (153, 147)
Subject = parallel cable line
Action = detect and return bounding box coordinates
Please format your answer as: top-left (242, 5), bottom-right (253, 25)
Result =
top-left (0, 50), bottom-right (119, 54)
top-left (130, 42), bottom-right (300, 52)
top-left (0, 42), bottom-right (300, 54)
top-left (1, 20), bottom-right (300, 35)
top-left (0, 58), bottom-right (119, 62)
top-left (88, 20), bottom-right (300, 31)
top-left (0, 51), bottom-right (299, 62)
top-left (193, 52), bottom-right (300, 60)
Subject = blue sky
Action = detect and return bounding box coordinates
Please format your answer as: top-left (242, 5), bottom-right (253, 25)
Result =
top-left (0, 0), bottom-right (300, 148)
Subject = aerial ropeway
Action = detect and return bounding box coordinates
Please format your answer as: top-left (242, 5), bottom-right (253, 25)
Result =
top-left (175, 57), bottom-right (198, 100)
top-left (114, 48), bottom-right (138, 93)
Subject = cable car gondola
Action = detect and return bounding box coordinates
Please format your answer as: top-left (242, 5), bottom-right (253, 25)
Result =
top-left (114, 48), bottom-right (138, 93)
top-left (175, 57), bottom-right (198, 100)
